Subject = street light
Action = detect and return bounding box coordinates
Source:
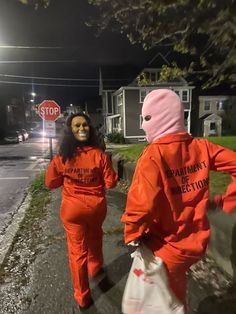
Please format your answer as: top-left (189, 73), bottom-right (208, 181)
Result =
top-left (23, 91), bottom-right (39, 125)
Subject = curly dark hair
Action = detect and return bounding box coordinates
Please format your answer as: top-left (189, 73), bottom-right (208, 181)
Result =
top-left (58, 112), bottom-right (101, 163)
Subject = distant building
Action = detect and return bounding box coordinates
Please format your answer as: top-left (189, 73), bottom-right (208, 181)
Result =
top-left (102, 67), bottom-right (194, 143)
top-left (65, 104), bottom-right (83, 115)
top-left (198, 95), bottom-right (236, 136)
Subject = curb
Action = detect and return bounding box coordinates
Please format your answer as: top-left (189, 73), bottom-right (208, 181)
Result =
top-left (0, 192), bottom-right (32, 267)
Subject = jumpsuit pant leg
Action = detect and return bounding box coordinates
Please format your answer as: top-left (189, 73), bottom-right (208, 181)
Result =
top-left (63, 222), bottom-right (91, 307)
top-left (86, 198), bottom-right (107, 278)
top-left (60, 194), bottom-right (107, 306)
top-left (164, 260), bottom-right (188, 309)
top-left (156, 247), bottom-right (200, 314)
top-left (87, 223), bottom-right (104, 277)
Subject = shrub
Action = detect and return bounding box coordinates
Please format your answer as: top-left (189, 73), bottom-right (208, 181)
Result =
top-left (106, 132), bottom-right (125, 144)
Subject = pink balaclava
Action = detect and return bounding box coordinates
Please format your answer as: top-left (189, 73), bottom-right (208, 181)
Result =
top-left (141, 89), bottom-right (185, 143)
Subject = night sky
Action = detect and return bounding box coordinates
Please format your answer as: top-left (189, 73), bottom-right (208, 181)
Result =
top-left (0, 0), bottom-right (156, 108)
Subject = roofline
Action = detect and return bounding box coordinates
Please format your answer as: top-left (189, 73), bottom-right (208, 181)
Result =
top-left (113, 85), bottom-right (195, 95)
top-left (199, 95), bottom-right (233, 98)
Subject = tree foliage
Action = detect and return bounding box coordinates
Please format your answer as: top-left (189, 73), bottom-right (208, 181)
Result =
top-left (86, 0), bottom-right (236, 88)
top-left (17, 0), bottom-right (236, 88)
top-left (17, 0), bottom-right (49, 9)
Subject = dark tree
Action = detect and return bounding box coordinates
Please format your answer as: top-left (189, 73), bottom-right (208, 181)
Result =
top-left (17, 0), bottom-right (236, 88)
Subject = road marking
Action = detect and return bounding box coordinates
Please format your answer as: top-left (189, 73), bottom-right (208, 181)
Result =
top-left (25, 163), bottom-right (37, 171)
top-left (0, 177), bottom-right (29, 180)
top-left (24, 159), bottom-right (49, 171)
top-left (17, 169), bottom-right (42, 172)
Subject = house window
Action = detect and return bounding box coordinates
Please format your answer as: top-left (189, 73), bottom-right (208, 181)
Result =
top-left (216, 100), bottom-right (224, 111)
top-left (181, 90), bottom-right (189, 102)
top-left (140, 90), bottom-right (147, 103)
top-left (150, 72), bottom-right (156, 82)
top-left (144, 71), bottom-right (150, 80)
top-left (117, 93), bottom-right (123, 106)
top-left (204, 101), bottom-right (211, 111)
top-left (173, 89), bottom-right (189, 102)
top-left (139, 115), bottom-right (143, 129)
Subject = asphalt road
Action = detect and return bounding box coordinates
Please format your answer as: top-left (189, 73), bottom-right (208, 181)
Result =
top-left (0, 137), bottom-right (56, 235)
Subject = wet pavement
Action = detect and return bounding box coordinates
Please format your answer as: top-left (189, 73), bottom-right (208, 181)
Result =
top-left (0, 186), bottom-right (236, 314)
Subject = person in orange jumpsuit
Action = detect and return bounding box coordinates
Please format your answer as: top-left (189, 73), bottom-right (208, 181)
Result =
top-left (45, 113), bottom-right (118, 308)
top-left (121, 89), bottom-right (236, 313)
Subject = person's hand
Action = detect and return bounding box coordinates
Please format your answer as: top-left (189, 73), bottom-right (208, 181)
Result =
top-left (127, 239), bottom-right (140, 247)
top-left (208, 195), bottom-right (222, 212)
top-left (208, 199), bottom-right (217, 211)
top-left (127, 239), bottom-right (141, 254)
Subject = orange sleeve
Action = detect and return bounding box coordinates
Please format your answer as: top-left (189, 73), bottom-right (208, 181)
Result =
top-left (102, 152), bottom-right (118, 189)
top-left (207, 140), bottom-right (236, 213)
top-left (45, 155), bottom-right (64, 189)
top-left (121, 151), bottom-right (162, 244)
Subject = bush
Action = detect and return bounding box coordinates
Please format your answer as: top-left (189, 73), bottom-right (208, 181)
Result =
top-left (106, 132), bottom-right (125, 144)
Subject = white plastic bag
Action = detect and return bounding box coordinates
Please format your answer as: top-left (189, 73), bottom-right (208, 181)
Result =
top-left (122, 244), bottom-right (185, 314)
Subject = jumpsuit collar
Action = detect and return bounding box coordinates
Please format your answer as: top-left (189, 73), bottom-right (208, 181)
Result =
top-left (152, 132), bottom-right (193, 144)
top-left (76, 146), bottom-right (94, 152)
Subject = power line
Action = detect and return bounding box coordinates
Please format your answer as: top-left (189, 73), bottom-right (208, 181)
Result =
top-left (0, 45), bottom-right (64, 49)
top-left (0, 80), bottom-right (98, 87)
top-left (0, 73), bottom-right (131, 82)
top-left (0, 60), bottom-right (78, 63)
top-left (0, 80), bottom-right (119, 87)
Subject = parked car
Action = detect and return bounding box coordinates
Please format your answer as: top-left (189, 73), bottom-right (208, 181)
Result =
top-left (29, 127), bottom-right (45, 137)
top-left (20, 128), bottom-right (29, 141)
top-left (3, 130), bottom-right (23, 144)
top-left (27, 121), bottom-right (43, 137)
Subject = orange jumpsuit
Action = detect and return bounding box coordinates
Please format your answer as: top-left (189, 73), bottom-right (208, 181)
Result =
top-left (121, 133), bottom-right (236, 309)
top-left (45, 146), bottom-right (118, 307)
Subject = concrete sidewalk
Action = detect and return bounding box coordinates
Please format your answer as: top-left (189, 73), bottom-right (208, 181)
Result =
top-left (19, 187), bottom-right (131, 314)
top-left (1, 186), bottom-right (235, 313)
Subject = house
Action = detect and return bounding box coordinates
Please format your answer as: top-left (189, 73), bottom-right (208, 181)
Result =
top-left (102, 68), bottom-right (194, 143)
top-left (200, 113), bottom-right (222, 137)
top-left (198, 95), bottom-right (236, 136)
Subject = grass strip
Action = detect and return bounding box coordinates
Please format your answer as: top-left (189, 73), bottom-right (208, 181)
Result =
top-left (0, 171), bottom-right (50, 283)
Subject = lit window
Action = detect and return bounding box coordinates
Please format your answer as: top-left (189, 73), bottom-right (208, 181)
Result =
top-left (216, 101), bottom-right (224, 111)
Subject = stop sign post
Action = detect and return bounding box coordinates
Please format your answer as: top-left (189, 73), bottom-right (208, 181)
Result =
top-left (38, 100), bottom-right (61, 160)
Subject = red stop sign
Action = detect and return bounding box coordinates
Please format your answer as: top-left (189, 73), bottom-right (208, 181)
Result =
top-left (38, 100), bottom-right (61, 121)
